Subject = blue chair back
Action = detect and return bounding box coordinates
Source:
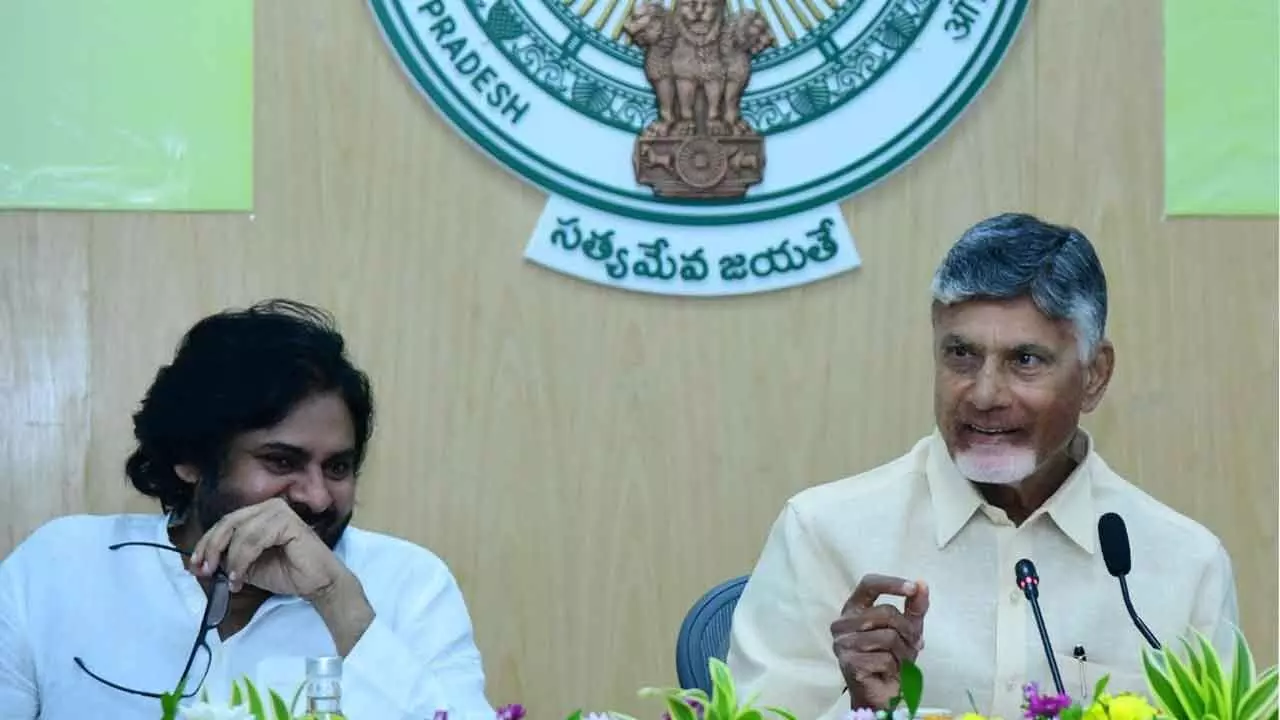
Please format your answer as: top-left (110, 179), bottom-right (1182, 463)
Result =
top-left (675, 575), bottom-right (749, 694)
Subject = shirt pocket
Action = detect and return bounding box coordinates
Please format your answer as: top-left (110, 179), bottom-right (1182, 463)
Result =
top-left (1053, 651), bottom-right (1151, 705)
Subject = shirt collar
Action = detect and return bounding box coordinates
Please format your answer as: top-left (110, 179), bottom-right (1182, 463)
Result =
top-left (925, 428), bottom-right (1098, 554)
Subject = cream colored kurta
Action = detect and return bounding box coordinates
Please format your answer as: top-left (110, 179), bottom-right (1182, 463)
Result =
top-left (726, 431), bottom-right (1238, 720)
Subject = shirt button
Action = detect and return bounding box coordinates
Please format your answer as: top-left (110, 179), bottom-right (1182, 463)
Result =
top-left (1007, 679), bottom-right (1018, 691)
top-left (1009, 590), bottom-right (1021, 603)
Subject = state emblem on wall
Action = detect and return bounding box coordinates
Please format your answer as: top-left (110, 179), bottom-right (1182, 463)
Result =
top-left (369, 0), bottom-right (1028, 296)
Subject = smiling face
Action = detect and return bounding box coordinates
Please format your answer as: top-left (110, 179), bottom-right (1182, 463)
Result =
top-left (178, 391), bottom-right (358, 549)
top-left (932, 296), bottom-right (1113, 486)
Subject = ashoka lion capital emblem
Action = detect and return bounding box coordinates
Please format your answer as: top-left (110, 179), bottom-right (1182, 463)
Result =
top-left (623, 0), bottom-right (776, 200)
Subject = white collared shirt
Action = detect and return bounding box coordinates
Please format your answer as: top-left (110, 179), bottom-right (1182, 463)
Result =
top-left (0, 513), bottom-right (496, 719)
top-left (726, 430), bottom-right (1239, 720)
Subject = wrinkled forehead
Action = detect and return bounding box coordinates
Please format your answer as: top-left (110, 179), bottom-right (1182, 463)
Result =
top-left (931, 297), bottom-right (1078, 351)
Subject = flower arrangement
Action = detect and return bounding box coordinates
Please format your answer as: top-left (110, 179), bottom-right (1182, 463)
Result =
top-left (570, 628), bottom-right (1274, 720)
top-left (894, 627), bottom-right (1276, 720)
top-left (992, 676), bottom-right (1161, 720)
top-left (160, 628), bottom-right (1275, 720)
top-left (159, 678), bottom-right (528, 720)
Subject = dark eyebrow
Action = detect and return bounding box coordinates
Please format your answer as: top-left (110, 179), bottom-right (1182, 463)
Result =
top-left (1011, 343), bottom-right (1057, 358)
top-left (254, 443), bottom-right (357, 462)
top-left (940, 333), bottom-right (977, 349)
top-left (254, 442), bottom-right (308, 456)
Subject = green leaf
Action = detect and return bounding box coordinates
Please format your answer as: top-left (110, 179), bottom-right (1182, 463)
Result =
top-left (1235, 628), bottom-right (1261, 708)
top-left (1093, 673), bottom-right (1111, 702)
top-left (1145, 648), bottom-right (1192, 719)
top-left (1184, 637), bottom-right (1208, 687)
top-left (1060, 707), bottom-right (1084, 720)
top-left (231, 680), bottom-right (245, 706)
top-left (1166, 645), bottom-right (1208, 718)
top-left (638, 685), bottom-right (681, 697)
top-left (160, 691), bottom-right (182, 720)
top-left (1237, 666), bottom-right (1279, 720)
top-left (289, 680), bottom-right (306, 715)
top-left (1208, 680), bottom-right (1232, 720)
top-left (1195, 632), bottom-right (1230, 720)
top-left (899, 660), bottom-right (924, 717)
top-left (663, 696), bottom-right (699, 720)
top-left (764, 706), bottom-right (798, 720)
top-left (709, 657), bottom-right (736, 719)
top-left (564, 712), bottom-right (584, 720)
top-left (678, 689), bottom-right (712, 710)
top-left (270, 689), bottom-right (292, 720)
top-left (245, 678), bottom-right (266, 719)
top-left (736, 710), bottom-right (764, 720)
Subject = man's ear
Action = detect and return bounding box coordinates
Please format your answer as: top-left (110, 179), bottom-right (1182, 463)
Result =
top-left (174, 464), bottom-right (201, 486)
top-left (1081, 339), bottom-right (1115, 413)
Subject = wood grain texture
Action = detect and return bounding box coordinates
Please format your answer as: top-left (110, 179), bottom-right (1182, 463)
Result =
top-left (0, 216), bottom-right (90, 551)
top-left (0, 0), bottom-right (1275, 716)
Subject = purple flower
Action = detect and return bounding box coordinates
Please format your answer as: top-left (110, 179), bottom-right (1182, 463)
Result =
top-left (497, 704), bottom-right (527, 720)
top-left (1021, 682), bottom-right (1073, 719)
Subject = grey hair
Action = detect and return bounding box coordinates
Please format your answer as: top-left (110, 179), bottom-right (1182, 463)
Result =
top-left (930, 213), bottom-right (1108, 361)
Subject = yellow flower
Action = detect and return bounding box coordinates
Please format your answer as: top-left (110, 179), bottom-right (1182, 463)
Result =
top-left (957, 714), bottom-right (1001, 720)
top-left (1105, 694), bottom-right (1159, 720)
top-left (1081, 703), bottom-right (1109, 720)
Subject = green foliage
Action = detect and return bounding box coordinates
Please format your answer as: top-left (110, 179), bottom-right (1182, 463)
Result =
top-left (157, 677), bottom-right (300, 720)
top-left (1142, 627), bottom-right (1278, 720)
top-left (881, 660), bottom-right (924, 718)
top-left (160, 687), bottom-right (183, 720)
top-left (628, 658), bottom-right (795, 720)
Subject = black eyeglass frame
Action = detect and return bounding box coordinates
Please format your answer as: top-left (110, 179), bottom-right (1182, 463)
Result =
top-left (73, 541), bottom-right (231, 699)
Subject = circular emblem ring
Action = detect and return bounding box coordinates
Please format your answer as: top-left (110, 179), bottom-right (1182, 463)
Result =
top-left (370, 0), bottom-right (1029, 226)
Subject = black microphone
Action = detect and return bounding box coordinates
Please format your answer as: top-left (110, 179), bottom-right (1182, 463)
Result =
top-left (1098, 512), bottom-right (1162, 650)
top-left (1015, 558), bottom-right (1066, 695)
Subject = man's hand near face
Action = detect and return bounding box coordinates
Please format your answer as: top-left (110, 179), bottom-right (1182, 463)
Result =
top-left (188, 497), bottom-right (375, 655)
top-left (831, 574), bottom-right (930, 709)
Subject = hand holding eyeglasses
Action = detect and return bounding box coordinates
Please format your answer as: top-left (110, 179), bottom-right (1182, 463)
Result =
top-left (188, 497), bottom-right (350, 601)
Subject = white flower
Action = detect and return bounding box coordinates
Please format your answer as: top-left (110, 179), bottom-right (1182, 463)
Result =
top-left (176, 702), bottom-right (256, 720)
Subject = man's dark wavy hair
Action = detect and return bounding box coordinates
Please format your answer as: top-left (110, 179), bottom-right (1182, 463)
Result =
top-left (125, 299), bottom-right (375, 517)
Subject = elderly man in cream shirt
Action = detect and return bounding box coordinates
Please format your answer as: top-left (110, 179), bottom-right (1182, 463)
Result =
top-left (726, 214), bottom-right (1239, 720)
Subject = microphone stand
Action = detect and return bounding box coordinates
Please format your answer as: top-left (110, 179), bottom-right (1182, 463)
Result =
top-left (1015, 560), bottom-right (1066, 697)
top-left (1119, 575), bottom-right (1162, 650)
top-left (1026, 588), bottom-right (1066, 695)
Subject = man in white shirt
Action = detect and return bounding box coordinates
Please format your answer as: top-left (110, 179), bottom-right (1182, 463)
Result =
top-left (726, 214), bottom-right (1240, 719)
top-left (0, 300), bottom-right (496, 719)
